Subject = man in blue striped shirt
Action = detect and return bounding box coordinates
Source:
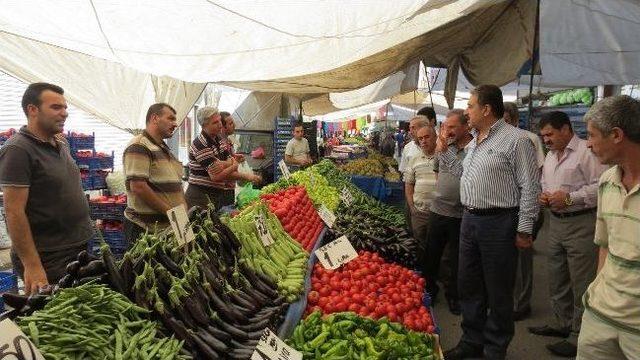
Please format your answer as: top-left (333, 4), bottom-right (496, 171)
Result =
top-left (444, 85), bottom-right (540, 360)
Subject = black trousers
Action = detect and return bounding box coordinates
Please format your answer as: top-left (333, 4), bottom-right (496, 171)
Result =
top-left (185, 184), bottom-right (234, 211)
top-left (124, 218), bottom-right (146, 247)
top-left (424, 212), bottom-right (461, 300)
top-left (459, 209), bottom-right (518, 358)
top-left (11, 242), bottom-right (88, 285)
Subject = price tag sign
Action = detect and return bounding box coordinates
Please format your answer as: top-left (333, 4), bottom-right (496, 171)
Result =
top-left (278, 159), bottom-right (291, 179)
top-left (166, 205), bottom-right (195, 246)
top-left (340, 187), bottom-right (353, 206)
top-left (0, 319), bottom-right (46, 360)
top-left (251, 328), bottom-right (302, 360)
top-left (254, 213), bottom-right (274, 246)
top-left (317, 205), bottom-right (336, 228)
top-left (314, 235), bottom-right (358, 270)
top-left (388, 165), bottom-right (395, 173)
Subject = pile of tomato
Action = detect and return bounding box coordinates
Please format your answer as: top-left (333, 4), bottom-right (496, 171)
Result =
top-left (261, 186), bottom-right (324, 252)
top-left (305, 251), bottom-right (436, 333)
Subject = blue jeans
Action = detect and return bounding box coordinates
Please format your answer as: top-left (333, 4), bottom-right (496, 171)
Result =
top-left (459, 209), bottom-right (518, 358)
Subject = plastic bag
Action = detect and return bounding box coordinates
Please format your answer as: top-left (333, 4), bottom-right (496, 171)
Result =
top-left (251, 146), bottom-right (265, 159)
top-left (236, 183), bottom-right (261, 209)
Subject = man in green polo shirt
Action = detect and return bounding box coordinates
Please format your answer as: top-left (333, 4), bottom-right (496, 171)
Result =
top-left (578, 95), bottom-right (640, 359)
top-left (0, 83), bottom-right (93, 294)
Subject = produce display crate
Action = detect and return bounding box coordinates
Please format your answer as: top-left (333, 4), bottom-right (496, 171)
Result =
top-left (66, 132), bottom-right (95, 151)
top-left (273, 116), bottom-right (296, 181)
top-left (383, 180), bottom-right (405, 206)
top-left (89, 202), bottom-right (127, 221)
top-left (0, 271), bottom-right (18, 311)
top-left (74, 151), bottom-right (114, 170)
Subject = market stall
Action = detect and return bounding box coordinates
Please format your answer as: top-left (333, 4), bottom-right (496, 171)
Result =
top-left (0, 159), bottom-right (442, 359)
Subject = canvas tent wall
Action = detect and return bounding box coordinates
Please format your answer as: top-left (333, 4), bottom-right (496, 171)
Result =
top-left (0, 0), bottom-right (638, 131)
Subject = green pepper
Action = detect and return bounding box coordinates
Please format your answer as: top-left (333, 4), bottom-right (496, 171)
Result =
top-left (376, 323), bottom-right (389, 338)
top-left (364, 337), bottom-right (382, 358)
top-left (323, 340), bottom-right (348, 357)
top-left (307, 330), bottom-right (330, 350)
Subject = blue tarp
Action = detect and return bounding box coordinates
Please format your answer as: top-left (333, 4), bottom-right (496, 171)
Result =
top-left (277, 227), bottom-right (326, 339)
top-left (350, 175), bottom-right (387, 201)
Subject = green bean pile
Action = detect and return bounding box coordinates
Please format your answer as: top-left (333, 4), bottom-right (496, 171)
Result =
top-left (17, 283), bottom-right (190, 359)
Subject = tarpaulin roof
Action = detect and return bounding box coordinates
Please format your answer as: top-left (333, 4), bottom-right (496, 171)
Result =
top-left (0, 0), bottom-right (638, 129)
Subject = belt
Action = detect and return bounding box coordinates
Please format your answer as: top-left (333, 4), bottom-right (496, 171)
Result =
top-left (551, 208), bottom-right (596, 219)
top-left (463, 207), bottom-right (518, 216)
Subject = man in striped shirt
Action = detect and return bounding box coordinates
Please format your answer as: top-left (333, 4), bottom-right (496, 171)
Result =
top-left (123, 103), bottom-right (186, 244)
top-left (185, 107), bottom-right (260, 210)
top-left (444, 85), bottom-right (540, 360)
top-left (576, 95), bottom-right (640, 359)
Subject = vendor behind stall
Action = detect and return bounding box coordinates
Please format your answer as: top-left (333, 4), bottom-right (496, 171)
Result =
top-left (123, 103), bottom-right (186, 244)
top-left (285, 123), bottom-right (312, 168)
top-left (0, 83), bottom-right (94, 294)
top-left (185, 107), bottom-right (260, 210)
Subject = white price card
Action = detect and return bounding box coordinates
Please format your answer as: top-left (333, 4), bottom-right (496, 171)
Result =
top-left (0, 319), bottom-right (46, 360)
top-left (278, 159), bottom-right (291, 179)
top-left (340, 187), bottom-right (354, 206)
top-left (254, 213), bottom-right (275, 246)
top-left (317, 205), bottom-right (336, 228)
top-left (314, 235), bottom-right (359, 270)
top-left (251, 328), bottom-right (302, 360)
top-left (167, 205), bottom-right (196, 246)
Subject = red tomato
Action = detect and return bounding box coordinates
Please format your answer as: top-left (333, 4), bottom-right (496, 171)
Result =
top-left (387, 311), bottom-right (399, 322)
top-left (318, 297), bottom-right (329, 308)
top-left (335, 302), bottom-right (348, 312)
top-left (348, 303), bottom-right (361, 313)
top-left (308, 291), bottom-right (320, 305)
top-left (319, 286), bottom-right (331, 297)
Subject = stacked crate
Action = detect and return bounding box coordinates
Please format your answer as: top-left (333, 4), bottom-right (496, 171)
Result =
top-left (68, 132), bottom-right (115, 191)
top-left (87, 195), bottom-right (128, 259)
top-left (273, 116), bottom-right (295, 180)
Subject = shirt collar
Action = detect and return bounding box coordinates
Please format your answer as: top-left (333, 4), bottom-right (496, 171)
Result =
top-left (143, 130), bottom-right (171, 152)
top-left (19, 126), bottom-right (62, 149)
top-left (608, 165), bottom-right (640, 195)
top-left (565, 134), bottom-right (580, 152)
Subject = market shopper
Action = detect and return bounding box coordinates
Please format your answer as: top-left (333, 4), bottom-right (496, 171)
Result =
top-left (219, 111), bottom-right (261, 187)
top-left (504, 101), bottom-right (546, 322)
top-left (0, 83), bottom-right (93, 293)
top-left (123, 103), bottom-right (186, 244)
top-left (418, 106), bottom-right (438, 131)
top-left (404, 125), bottom-right (437, 277)
top-left (399, 116), bottom-right (430, 235)
top-left (527, 111), bottom-right (608, 357)
top-left (574, 96), bottom-right (640, 359)
top-left (426, 109), bottom-right (473, 315)
top-left (444, 85), bottom-right (540, 360)
top-left (284, 123), bottom-right (311, 167)
top-left (185, 107), bottom-right (260, 210)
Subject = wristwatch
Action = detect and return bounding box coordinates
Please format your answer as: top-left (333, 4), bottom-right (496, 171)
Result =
top-left (564, 193), bottom-right (574, 207)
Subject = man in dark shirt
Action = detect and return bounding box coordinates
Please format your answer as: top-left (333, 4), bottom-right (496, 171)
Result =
top-left (0, 83), bottom-right (93, 294)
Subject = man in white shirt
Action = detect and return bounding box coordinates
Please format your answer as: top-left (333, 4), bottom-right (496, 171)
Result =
top-left (400, 115), bottom-right (430, 235)
top-left (404, 125), bottom-right (438, 273)
top-left (528, 111), bottom-right (608, 357)
top-left (503, 102), bottom-right (545, 322)
top-left (285, 123), bottom-right (311, 167)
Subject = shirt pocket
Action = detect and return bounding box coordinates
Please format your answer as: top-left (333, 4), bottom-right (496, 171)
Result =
top-left (560, 165), bottom-right (582, 187)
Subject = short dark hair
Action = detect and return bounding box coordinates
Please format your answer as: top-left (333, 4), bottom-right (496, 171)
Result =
top-left (294, 121), bottom-right (304, 130)
top-left (146, 103), bottom-right (176, 124)
top-left (471, 85), bottom-right (504, 119)
top-left (220, 111), bottom-right (232, 126)
top-left (417, 106), bottom-right (436, 121)
top-left (539, 111), bottom-right (572, 132)
top-left (446, 109), bottom-right (467, 124)
top-left (22, 82), bottom-right (64, 116)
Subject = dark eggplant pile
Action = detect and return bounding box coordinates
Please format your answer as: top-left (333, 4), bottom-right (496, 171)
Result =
top-left (118, 209), bottom-right (288, 359)
top-left (328, 206), bottom-right (418, 269)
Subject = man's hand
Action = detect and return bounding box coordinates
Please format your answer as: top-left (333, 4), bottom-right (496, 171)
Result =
top-left (24, 263), bottom-right (48, 295)
top-left (515, 232), bottom-right (533, 249)
top-left (539, 192), bottom-right (550, 207)
top-left (250, 174), bottom-right (262, 185)
top-left (548, 190), bottom-right (569, 211)
top-left (408, 204), bottom-right (418, 215)
top-left (234, 154), bottom-right (245, 163)
top-left (435, 130), bottom-right (448, 153)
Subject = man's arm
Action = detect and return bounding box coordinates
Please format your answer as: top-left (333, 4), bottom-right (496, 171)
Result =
top-left (3, 186), bottom-right (48, 295)
top-left (570, 151), bottom-right (609, 208)
top-left (438, 146), bottom-right (464, 177)
top-left (513, 136), bottom-right (541, 234)
top-left (405, 182), bottom-right (416, 214)
top-left (285, 154), bottom-right (306, 166)
top-left (209, 159), bottom-right (239, 182)
top-left (597, 247), bottom-right (608, 273)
